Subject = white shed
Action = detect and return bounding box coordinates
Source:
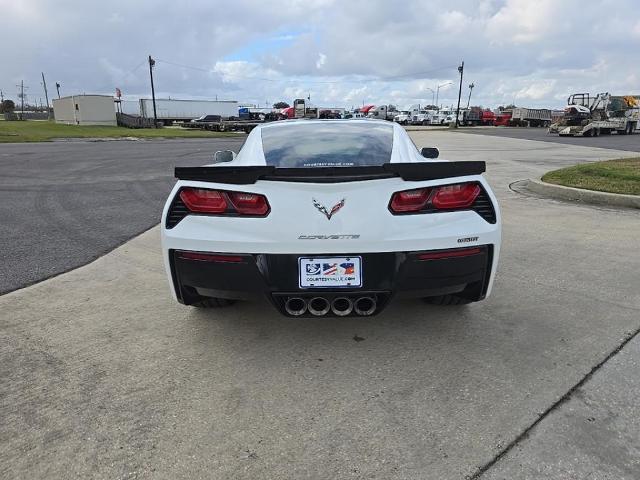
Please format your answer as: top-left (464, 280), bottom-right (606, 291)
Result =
top-left (53, 95), bottom-right (117, 126)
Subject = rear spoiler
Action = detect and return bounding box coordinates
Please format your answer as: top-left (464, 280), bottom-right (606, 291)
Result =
top-left (174, 161), bottom-right (486, 185)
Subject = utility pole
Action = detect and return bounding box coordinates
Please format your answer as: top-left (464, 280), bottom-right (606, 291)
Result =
top-left (55, 82), bottom-right (61, 98)
top-left (17, 81), bottom-right (25, 120)
top-left (148, 55), bottom-right (158, 128)
top-left (41, 72), bottom-right (51, 119)
top-left (0, 90), bottom-right (4, 103)
top-left (466, 83), bottom-right (474, 109)
top-left (455, 61), bottom-right (464, 128)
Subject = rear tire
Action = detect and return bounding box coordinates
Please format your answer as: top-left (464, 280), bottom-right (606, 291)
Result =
top-left (191, 298), bottom-right (237, 308)
top-left (423, 294), bottom-right (473, 306)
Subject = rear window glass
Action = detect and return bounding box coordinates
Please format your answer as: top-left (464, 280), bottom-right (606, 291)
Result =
top-left (261, 122), bottom-right (393, 167)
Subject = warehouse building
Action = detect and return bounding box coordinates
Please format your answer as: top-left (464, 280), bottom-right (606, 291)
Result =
top-left (52, 95), bottom-right (116, 126)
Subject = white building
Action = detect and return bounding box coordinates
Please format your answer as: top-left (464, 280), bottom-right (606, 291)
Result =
top-left (53, 95), bottom-right (117, 126)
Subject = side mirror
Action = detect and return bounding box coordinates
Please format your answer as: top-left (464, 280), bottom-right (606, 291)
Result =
top-left (420, 147), bottom-right (439, 159)
top-left (213, 150), bottom-right (235, 163)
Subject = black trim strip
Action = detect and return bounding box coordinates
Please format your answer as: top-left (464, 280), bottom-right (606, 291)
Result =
top-left (174, 161), bottom-right (486, 184)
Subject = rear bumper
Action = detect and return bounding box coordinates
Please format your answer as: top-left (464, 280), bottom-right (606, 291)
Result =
top-left (169, 245), bottom-right (494, 316)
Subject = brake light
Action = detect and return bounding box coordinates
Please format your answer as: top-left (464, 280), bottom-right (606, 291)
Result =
top-left (180, 188), bottom-right (227, 213)
top-left (389, 188), bottom-right (430, 212)
top-left (431, 183), bottom-right (481, 209)
top-left (389, 182), bottom-right (482, 214)
top-left (228, 192), bottom-right (269, 215)
top-left (178, 187), bottom-right (270, 216)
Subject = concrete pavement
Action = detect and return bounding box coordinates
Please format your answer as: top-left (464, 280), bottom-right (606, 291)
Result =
top-left (1, 131), bottom-right (639, 479)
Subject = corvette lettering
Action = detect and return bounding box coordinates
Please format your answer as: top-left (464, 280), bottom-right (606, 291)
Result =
top-left (298, 234), bottom-right (360, 240)
top-left (457, 236), bottom-right (479, 243)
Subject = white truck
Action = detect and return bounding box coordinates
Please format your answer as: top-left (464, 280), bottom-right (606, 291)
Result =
top-left (393, 110), bottom-right (412, 125)
top-left (550, 93), bottom-right (639, 136)
top-left (138, 99), bottom-right (239, 124)
top-left (367, 105), bottom-right (399, 121)
top-left (410, 110), bottom-right (434, 125)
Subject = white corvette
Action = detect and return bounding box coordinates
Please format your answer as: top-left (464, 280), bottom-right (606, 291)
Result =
top-left (161, 119), bottom-right (501, 317)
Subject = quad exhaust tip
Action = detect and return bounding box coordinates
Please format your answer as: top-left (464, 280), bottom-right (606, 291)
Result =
top-left (284, 297), bottom-right (307, 316)
top-left (285, 295), bottom-right (377, 317)
top-left (354, 296), bottom-right (377, 316)
top-left (331, 297), bottom-right (353, 317)
top-left (308, 297), bottom-right (331, 316)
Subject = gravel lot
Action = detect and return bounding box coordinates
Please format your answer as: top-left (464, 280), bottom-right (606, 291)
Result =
top-left (1, 132), bottom-right (639, 479)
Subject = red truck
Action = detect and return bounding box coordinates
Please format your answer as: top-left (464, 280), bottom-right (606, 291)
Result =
top-left (493, 112), bottom-right (512, 126)
top-left (462, 108), bottom-right (495, 126)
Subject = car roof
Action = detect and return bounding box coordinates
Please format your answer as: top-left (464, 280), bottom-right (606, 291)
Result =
top-left (257, 118), bottom-right (393, 131)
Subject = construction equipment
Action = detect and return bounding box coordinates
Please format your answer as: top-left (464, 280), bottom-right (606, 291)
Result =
top-left (549, 93), bottom-right (639, 136)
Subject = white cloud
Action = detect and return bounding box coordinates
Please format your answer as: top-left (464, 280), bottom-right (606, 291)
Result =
top-left (316, 53), bottom-right (327, 70)
top-left (1, 0), bottom-right (639, 109)
top-left (486, 0), bottom-right (556, 44)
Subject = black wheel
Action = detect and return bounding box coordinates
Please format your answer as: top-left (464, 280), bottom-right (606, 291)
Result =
top-left (423, 294), bottom-right (473, 305)
top-left (422, 120), bottom-right (429, 126)
top-left (191, 298), bottom-right (237, 308)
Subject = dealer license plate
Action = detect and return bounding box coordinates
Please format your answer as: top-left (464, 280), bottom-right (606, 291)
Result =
top-left (299, 257), bottom-right (362, 288)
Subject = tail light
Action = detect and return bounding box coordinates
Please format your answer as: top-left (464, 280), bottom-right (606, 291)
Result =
top-left (431, 183), bottom-right (480, 209)
top-left (178, 187), bottom-right (269, 216)
top-left (389, 188), bottom-right (430, 212)
top-left (389, 182), bottom-right (485, 216)
top-left (227, 191), bottom-right (269, 215)
top-left (180, 189), bottom-right (228, 213)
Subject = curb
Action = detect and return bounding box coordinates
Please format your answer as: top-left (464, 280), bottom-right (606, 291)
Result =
top-left (524, 178), bottom-right (640, 209)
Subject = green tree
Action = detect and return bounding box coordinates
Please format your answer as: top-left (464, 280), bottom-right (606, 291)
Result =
top-left (0, 99), bottom-right (16, 113)
top-left (273, 101), bottom-right (290, 109)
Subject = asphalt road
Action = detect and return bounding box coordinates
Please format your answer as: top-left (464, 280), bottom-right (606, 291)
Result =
top-left (1, 132), bottom-right (639, 479)
top-left (458, 126), bottom-right (640, 152)
top-left (0, 137), bottom-right (244, 294)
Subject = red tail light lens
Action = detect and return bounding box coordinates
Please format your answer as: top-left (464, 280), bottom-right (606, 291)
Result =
top-left (431, 183), bottom-right (481, 209)
top-left (179, 187), bottom-right (269, 216)
top-left (228, 192), bottom-right (269, 215)
top-left (180, 188), bottom-right (228, 213)
top-left (389, 188), bottom-right (430, 213)
top-left (389, 182), bottom-right (483, 215)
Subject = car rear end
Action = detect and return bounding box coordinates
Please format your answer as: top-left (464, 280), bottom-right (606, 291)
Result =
top-left (161, 120), bottom-right (501, 317)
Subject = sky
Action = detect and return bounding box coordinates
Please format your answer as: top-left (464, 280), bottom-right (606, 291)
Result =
top-left (2, 0), bottom-right (639, 110)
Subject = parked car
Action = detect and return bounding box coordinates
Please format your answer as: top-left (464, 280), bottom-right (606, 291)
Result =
top-left (161, 120), bottom-right (501, 316)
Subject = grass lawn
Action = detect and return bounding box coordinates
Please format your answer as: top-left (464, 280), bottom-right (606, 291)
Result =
top-left (542, 157), bottom-right (640, 196)
top-left (0, 120), bottom-right (242, 143)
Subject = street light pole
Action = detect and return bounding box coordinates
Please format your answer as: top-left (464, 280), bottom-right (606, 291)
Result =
top-left (455, 61), bottom-right (464, 128)
top-left (425, 87), bottom-right (435, 106)
top-left (435, 82), bottom-right (453, 111)
top-left (148, 55), bottom-right (158, 128)
top-left (467, 82), bottom-right (474, 109)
